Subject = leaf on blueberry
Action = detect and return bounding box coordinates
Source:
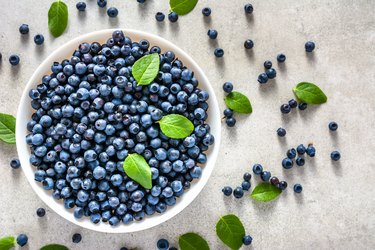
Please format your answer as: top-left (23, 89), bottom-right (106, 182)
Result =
top-left (157, 114), bottom-right (194, 139)
top-left (40, 244), bottom-right (70, 250)
top-left (48, 0), bottom-right (69, 38)
top-left (0, 236), bottom-right (16, 250)
top-left (123, 153), bottom-right (152, 189)
top-left (170, 0), bottom-right (198, 15)
top-left (250, 183), bottom-right (282, 201)
top-left (179, 232), bottom-right (210, 250)
top-left (224, 91), bottom-right (252, 114)
top-left (132, 53), bottom-right (160, 86)
top-left (293, 82), bottom-right (327, 104)
top-left (216, 214), bottom-right (245, 250)
top-left (0, 113), bottom-right (16, 144)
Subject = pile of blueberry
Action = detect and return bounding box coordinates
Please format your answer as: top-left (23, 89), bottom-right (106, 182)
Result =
top-left (25, 30), bottom-right (214, 226)
top-left (222, 171), bottom-right (252, 199)
top-left (257, 60), bottom-right (277, 84)
top-left (222, 82), bottom-right (238, 127)
top-left (280, 98), bottom-right (307, 114)
top-left (282, 143), bottom-right (316, 169)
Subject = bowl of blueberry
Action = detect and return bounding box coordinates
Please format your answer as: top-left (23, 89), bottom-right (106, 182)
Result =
top-left (16, 29), bottom-right (220, 233)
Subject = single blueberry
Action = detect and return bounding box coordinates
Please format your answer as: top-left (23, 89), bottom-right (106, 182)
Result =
top-left (277, 53), bottom-right (286, 62)
top-left (233, 186), bottom-right (244, 198)
top-left (223, 82), bottom-right (233, 93)
top-left (305, 41), bottom-right (315, 52)
top-left (10, 158), bottom-right (21, 169)
top-left (241, 181), bottom-right (251, 191)
top-left (261, 171), bottom-right (271, 182)
top-left (157, 239), bottom-right (169, 250)
top-left (36, 207), bottom-right (46, 217)
top-left (298, 102), bottom-right (308, 110)
top-left (76, 2), bottom-right (86, 11)
top-left (329, 122), bottom-right (338, 131)
top-left (287, 148), bottom-right (297, 159)
top-left (297, 144), bottom-right (306, 154)
top-left (257, 73), bottom-right (268, 84)
top-left (306, 144), bottom-right (316, 157)
top-left (266, 68), bottom-right (277, 79)
top-left (222, 186), bottom-right (232, 196)
top-left (244, 3), bottom-right (254, 14)
top-left (252, 164), bottom-right (263, 175)
top-left (270, 176), bottom-right (280, 186)
top-left (331, 151), bottom-right (341, 161)
top-left (296, 157), bottom-right (305, 166)
top-left (243, 235), bottom-right (253, 245)
top-left (294, 184), bottom-right (303, 193)
top-left (277, 128), bottom-right (286, 137)
top-left (226, 117), bottom-right (236, 127)
top-left (288, 99), bottom-right (298, 108)
top-left (244, 39), bottom-right (254, 49)
top-left (155, 12), bottom-right (165, 22)
top-left (278, 181), bottom-right (288, 190)
top-left (207, 29), bottom-right (218, 39)
top-left (34, 34), bottom-right (45, 45)
top-left (264, 60), bottom-right (272, 69)
top-left (202, 7), bottom-right (211, 16)
top-left (16, 234), bottom-right (28, 246)
top-left (72, 233), bottom-right (82, 243)
top-left (168, 12), bottom-right (178, 22)
top-left (107, 7), bottom-right (119, 18)
top-left (19, 24), bottom-right (29, 34)
top-left (9, 54), bottom-right (20, 66)
top-left (282, 158), bottom-right (293, 169)
top-left (280, 104), bottom-right (291, 114)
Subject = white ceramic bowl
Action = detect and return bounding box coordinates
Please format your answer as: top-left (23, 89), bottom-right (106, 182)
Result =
top-left (16, 29), bottom-right (221, 233)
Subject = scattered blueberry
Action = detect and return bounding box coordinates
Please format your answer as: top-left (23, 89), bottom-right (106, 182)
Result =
top-left (287, 148), bottom-right (297, 159)
top-left (97, 0), bottom-right (107, 8)
top-left (257, 73), bottom-right (268, 84)
top-left (295, 157), bottom-right (305, 166)
top-left (36, 207), bottom-right (46, 217)
top-left (298, 102), bottom-right (307, 110)
top-left (19, 24), bottom-right (29, 35)
top-left (202, 7), bottom-right (211, 16)
top-left (329, 122), bottom-right (338, 131)
top-left (223, 108), bottom-right (233, 118)
top-left (288, 99), bottom-right (297, 108)
top-left (207, 29), bottom-right (218, 39)
top-left (277, 128), bottom-right (286, 137)
top-left (280, 104), bottom-right (291, 114)
top-left (331, 151), bottom-right (341, 161)
top-left (243, 235), bottom-right (253, 245)
top-left (9, 54), bottom-right (20, 66)
top-left (306, 144), bottom-right (316, 157)
top-left (76, 2), bottom-right (86, 11)
top-left (260, 171), bottom-right (271, 182)
top-left (244, 3), bottom-right (254, 14)
top-left (282, 158), bottom-right (293, 169)
top-left (222, 186), bottom-right (233, 196)
top-left (244, 39), bottom-right (254, 49)
top-left (277, 53), bottom-right (286, 62)
top-left (270, 176), bottom-right (280, 186)
top-left (264, 60), bottom-right (272, 69)
top-left (305, 41), bottom-right (315, 52)
top-left (16, 234), bottom-right (28, 247)
top-left (293, 184), bottom-right (303, 193)
top-left (155, 12), bottom-right (165, 22)
top-left (72, 233), bottom-right (82, 243)
top-left (297, 144), bottom-right (306, 154)
top-left (252, 164), bottom-right (263, 175)
top-left (241, 181), bottom-right (251, 191)
top-left (266, 68), bottom-right (276, 79)
top-left (223, 82), bottom-right (233, 93)
top-left (157, 239), bottom-right (169, 250)
top-left (278, 181), bottom-right (288, 190)
top-left (168, 12), bottom-right (178, 22)
top-left (214, 48), bottom-right (224, 58)
top-left (10, 158), bottom-right (21, 169)
top-left (107, 7), bottom-right (119, 18)
top-left (233, 186), bottom-right (244, 198)
top-left (34, 34), bottom-right (44, 45)
top-left (225, 117), bottom-right (236, 127)
top-left (243, 172), bottom-right (252, 181)
top-left (137, 0), bottom-right (146, 3)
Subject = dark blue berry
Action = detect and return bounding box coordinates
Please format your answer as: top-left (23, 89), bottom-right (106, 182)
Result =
top-left (329, 122), bottom-right (338, 131)
top-left (298, 102), bottom-right (307, 110)
top-left (243, 235), bottom-right (253, 245)
top-left (244, 39), bottom-right (254, 49)
top-left (252, 164), bottom-right (263, 175)
top-left (270, 176), bottom-right (279, 186)
top-left (223, 108), bottom-right (233, 118)
top-left (266, 68), bottom-right (277, 79)
top-left (261, 171), bottom-right (271, 182)
top-left (36, 207), bottom-right (46, 217)
top-left (280, 104), bottom-right (291, 114)
top-left (9, 54), bottom-right (20, 65)
top-left (278, 181), bottom-right (288, 190)
top-left (277, 128), bottom-right (286, 137)
top-left (305, 41), bottom-right (315, 52)
top-left (306, 145), bottom-right (316, 157)
top-left (207, 29), bottom-right (218, 39)
top-left (226, 117), bottom-right (236, 127)
top-left (97, 0), bottom-right (107, 8)
top-left (264, 60), bottom-right (272, 69)
top-left (282, 158), bottom-right (293, 169)
top-left (19, 24), bottom-right (29, 34)
top-left (288, 99), bottom-right (297, 108)
top-left (296, 157), bottom-right (305, 166)
top-left (293, 184), bottom-right (303, 193)
top-left (297, 144), bottom-right (306, 154)
top-left (202, 7), bottom-right (211, 16)
top-left (222, 186), bottom-right (233, 196)
top-left (34, 34), bottom-right (44, 45)
top-left (233, 186), bottom-right (244, 198)
top-left (72, 233), bottom-right (82, 243)
top-left (214, 48), bottom-right (224, 57)
top-left (287, 148), bottom-right (297, 159)
top-left (107, 7), bottom-right (118, 17)
top-left (76, 2), bottom-right (86, 11)
top-left (168, 12), bottom-right (178, 22)
top-left (243, 172), bottom-right (251, 181)
top-left (157, 239), bottom-right (169, 250)
top-left (10, 158), bottom-right (21, 169)
top-left (331, 151), bottom-right (341, 161)
top-left (223, 82), bottom-right (233, 93)
top-left (155, 12), bottom-right (165, 22)
top-left (241, 181), bottom-right (251, 191)
top-left (257, 73), bottom-right (268, 84)
top-left (16, 234), bottom-right (28, 247)
top-left (244, 3), bottom-right (253, 14)
top-left (277, 53), bottom-right (286, 62)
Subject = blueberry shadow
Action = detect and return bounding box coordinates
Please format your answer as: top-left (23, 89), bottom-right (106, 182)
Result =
top-left (298, 105), bottom-right (320, 120)
top-left (203, 16), bottom-right (212, 27)
top-left (78, 11), bottom-right (87, 22)
top-left (294, 191), bottom-right (305, 205)
top-left (156, 21), bottom-right (166, 32)
top-left (245, 49), bottom-right (254, 60)
top-left (169, 22), bottom-right (180, 33)
top-left (277, 62), bottom-right (287, 73)
top-left (306, 157), bottom-right (318, 174)
top-left (108, 17), bottom-right (119, 27)
top-left (35, 45), bottom-right (45, 59)
top-left (258, 79), bottom-right (279, 97)
top-left (306, 52), bottom-right (316, 65)
top-left (245, 14), bottom-right (254, 24)
top-left (331, 160), bottom-right (343, 176)
top-left (214, 57), bottom-right (225, 72)
top-left (11, 64), bottom-right (21, 76)
top-left (329, 131), bottom-right (339, 147)
top-left (209, 38), bottom-right (218, 47)
top-left (98, 7), bottom-right (107, 17)
top-left (20, 34), bottom-right (30, 46)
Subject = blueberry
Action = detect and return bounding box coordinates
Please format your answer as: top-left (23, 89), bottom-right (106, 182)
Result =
top-left (252, 164), bottom-right (263, 175)
top-left (233, 186), bottom-right (244, 198)
top-left (331, 151), bottom-right (341, 161)
top-left (223, 108), bottom-right (233, 118)
top-left (243, 235), bottom-right (253, 245)
top-left (329, 122), bottom-right (338, 131)
top-left (277, 128), bottom-right (286, 137)
top-left (97, 0), bottom-right (107, 8)
top-left (297, 144), bottom-right (306, 154)
top-left (257, 73), bottom-right (268, 84)
top-left (278, 181), bottom-right (288, 190)
top-left (9, 54), bottom-right (20, 66)
top-left (72, 233), bottom-right (82, 243)
top-left (305, 41), bottom-right (315, 52)
top-left (270, 176), bottom-right (280, 186)
top-left (168, 12), bottom-right (178, 22)
top-left (293, 184), bottom-right (303, 193)
top-left (222, 186), bottom-right (232, 196)
top-left (266, 68), bottom-right (277, 79)
top-left (241, 181), bottom-right (251, 191)
top-left (214, 48), bottom-right (224, 57)
top-left (287, 148), bottom-right (297, 159)
top-left (298, 102), bottom-right (307, 110)
top-left (282, 158), bottom-right (293, 169)
top-left (10, 158), bottom-right (21, 169)
top-left (76, 2), bottom-right (86, 11)
top-left (306, 144), bottom-right (316, 157)
top-left (223, 82), bottom-right (233, 93)
top-left (243, 173), bottom-right (251, 182)
top-left (207, 29), bottom-right (218, 39)
top-left (34, 34), bottom-right (45, 45)
top-left (244, 3), bottom-right (254, 14)
top-left (155, 12), bottom-right (165, 22)
top-left (157, 239), bottom-right (169, 250)
top-left (107, 7), bottom-right (119, 18)
top-left (264, 60), bottom-right (272, 69)
top-left (19, 24), bottom-right (29, 34)
top-left (16, 234), bottom-right (28, 247)
top-left (36, 207), bottom-right (46, 217)
top-left (280, 104), bottom-right (291, 114)
top-left (296, 157), bottom-right (305, 166)
top-left (244, 39), bottom-right (254, 49)
top-left (277, 53), bottom-right (286, 62)
top-left (288, 99), bottom-right (297, 108)
top-left (261, 171), bottom-right (271, 182)
top-left (202, 7), bottom-right (211, 16)
top-left (74, 207), bottom-right (84, 219)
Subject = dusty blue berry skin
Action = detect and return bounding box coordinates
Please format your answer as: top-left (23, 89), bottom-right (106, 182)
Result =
top-left (258, 73), bottom-right (268, 84)
top-left (296, 157), bottom-right (305, 166)
top-left (264, 60), bottom-right (272, 69)
top-left (107, 7), bottom-right (119, 18)
top-left (266, 68), bottom-right (277, 79)
top-left (244, 39), bottom-right (254, 49)
top-left (244, 3), bottom-right (254, 14)
top-left (306, 145), bottom-right (316, 157)
top-left (34, 34), bottom-right (45, 45)
top-left (10, 158), bottom-right (21, 169)
top-left (233, 186), bottom-right (244, 198)
top-left (9, 55), bottom-right (20, 65)
top-left (297, 144), bottom-right (306, 154)
top-left (298, 102), bottom-right (307, 110)
top-left (19, 24), bottom-right (29, 34)
top-left (168, 12), bottom-right (178, 22)
top-left (202, 7), bottom-right (211, 16)
top-left (157, 239), bottom-right (169, 250)
top-left (294, 184), bottom-right (303, 193)
top-left (17, 234), bottom-right (28, 247)
top-left (214, 48), bottom-right (224, 57)
top-left (278, 181), bottom-right (288, 190)
top-left (280, 104), bottom-right (291, 114)
top-left (277, 53), bottom-right (286, 62)
top-left (223, 82), bottom-right (233, 93)
top-left (97, 0), bottom-right (107, 8)
top-left (288, 99), bottom-right (298, 108)
top-left (329, 122), bottom-right (338, 131)
top-left (277, 128), bottom-right (286, 137)
top-left (287, 148), bottom-right (297, 159)
top-left (243, 235), bottom-right (253, 245)
top-left (241, 181), bottom-right (251, 191)
top-left (261, 171), bottom-right (271, 182)
top-left (76, 2), bottom-right (86, 11)
top-left (252, 164), bottom-right (263, 175)
top-left (72, 233), bottom-right (82, 243)
top-left (222, 186), bottom-right (233, 196)
top-left (155, 12), bottom-right (165, 22)
top-left (282, 158), bottom-right (293, 169)
top-left (331, 151), bottom-right (341, 161)
top-left (207, 29), bottom-right (218, 39)
top-left (226, 117), bottom-right (236, 127)
top-left (305, 41), bottom-right (315, 52)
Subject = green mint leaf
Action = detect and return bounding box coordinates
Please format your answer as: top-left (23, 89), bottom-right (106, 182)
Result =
top-left (123, 153), bottom-right (152, 189)
top-left (224, 91), bottom-right (252, 114)
top-left (292, 82), bottom-right (327, 104)
top-left (158, 114), bottom-right (194, 139)
top-left (179, 233), bottom-right (210, 250)
top-left (0, 113), bottom-right (16, 144)
top-left (170, 0), bottom-right (198, 15)
top-left (0, 236), bottom-right (16, 250)
top-left (250, 183), bottom-right (282, 201)
top-left (40, 244), bottom-right (69, 250)
top-left (48, 0), bottom-right (69, 38)
top-left (132, 53), bottom-right (160, 86)
top-left (216, 214), bottom-right (245, 250)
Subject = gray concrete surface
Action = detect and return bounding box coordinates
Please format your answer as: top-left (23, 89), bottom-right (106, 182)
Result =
top-left (0, 0), bottom-right (374, 249)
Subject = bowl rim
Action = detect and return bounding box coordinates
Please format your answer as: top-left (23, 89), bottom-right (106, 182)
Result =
top-left (16, 28), bottom-right (221, 233)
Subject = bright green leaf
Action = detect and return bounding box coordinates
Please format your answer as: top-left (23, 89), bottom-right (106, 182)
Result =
top-left (48, 1), bottom-right (69, 38)
top-left (179, 232), bottom-right (210, 250)
top-left (0, 113), bottom-right (16, 144)
top-left (170, 0), bottom-right (198, 15)
top-left (0, 236), bottom-right (16, 250)
top-left (132, 53), bottom-right (160, 86)
top-left (250, 183), bottom-right (282, 201)
top-left (224, 92), bottom-right (252, 114)
top-left (293, 82), bottom-right (327, 104)
top-left (123, 154), bottom-right (152, 189)
top-left (216, 214), bottom-right (245, 250)
top-left (158, 114), bottom-right (194, 139)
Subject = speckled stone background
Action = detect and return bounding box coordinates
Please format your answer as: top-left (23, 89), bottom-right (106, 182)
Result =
top-left (0, 0), bottom-right (374, 249)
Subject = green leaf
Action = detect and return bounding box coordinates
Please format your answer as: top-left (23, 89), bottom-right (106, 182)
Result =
top-left (224, 91), bottom-right (252, 114)
top-left (40, 244), bottom-right (69, 250)
top-left (132, 53), bottom-right (160, 86)
top-left (48, 0), bottom-right (69, 38)
top-left (179, 233), bottom-right (210, 250)
top-left (123, 153), bottom-right (152, 189)
top-left (250, 183), bottom-right (282, 201)
top-left (0, 236), bottom-right (15, 250)
top-left (158, 114), bottom-right (194, 139)
top-left (292, 82), bottom-right (327, 104)
top-left (170, 0), bottom-right (198, 15)
top-left (216, 214), bottom-right (245, 250)
top-left (0, 113), bottom-right (16, 144)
